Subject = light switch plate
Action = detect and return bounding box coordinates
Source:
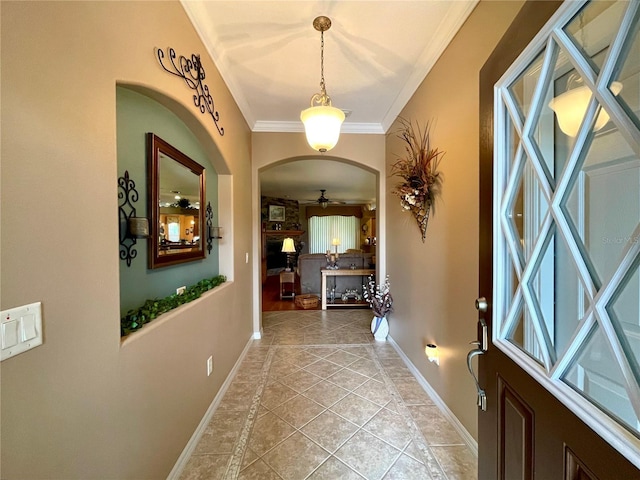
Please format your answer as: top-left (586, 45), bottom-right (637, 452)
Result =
top-left (1, 302), bottom-right (43, 361)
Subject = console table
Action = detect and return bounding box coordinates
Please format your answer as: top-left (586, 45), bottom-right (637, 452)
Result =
top-left (321, 268), bottom-right (375, 310)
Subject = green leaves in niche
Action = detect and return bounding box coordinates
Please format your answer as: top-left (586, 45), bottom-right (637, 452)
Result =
top-left (121, 275), bottom-right (226, 337)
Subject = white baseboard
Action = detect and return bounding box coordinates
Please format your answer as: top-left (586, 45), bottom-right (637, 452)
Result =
top-left (387, 335), bottom-right (478, 456)
top-left (167, 335), bottom-right (256, 480)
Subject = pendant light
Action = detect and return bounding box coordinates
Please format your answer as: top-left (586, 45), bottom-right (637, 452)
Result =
top-left (548, 13), bottom-right (623, 138)
top-left (548, 79), bottom-right (623, 137)
top-left (300, 16), bottom-right (345, 153)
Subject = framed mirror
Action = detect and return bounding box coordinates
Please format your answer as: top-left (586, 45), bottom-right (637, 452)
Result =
top-left (147, 133), bottom-right (206, 269)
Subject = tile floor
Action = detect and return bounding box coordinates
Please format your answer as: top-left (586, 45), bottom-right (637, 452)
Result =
top-left (180, 309), bottom-right (477, 480)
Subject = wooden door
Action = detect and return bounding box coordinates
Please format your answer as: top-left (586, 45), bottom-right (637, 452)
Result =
top-left (478, 1), bottom-right (640, 478)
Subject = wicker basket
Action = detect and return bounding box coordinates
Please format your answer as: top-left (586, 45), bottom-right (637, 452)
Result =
top-left (295, 294), bottom-right (319, 309)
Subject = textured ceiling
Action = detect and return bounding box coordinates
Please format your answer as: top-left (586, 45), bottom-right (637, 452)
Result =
top-left (181, 0), bottom-right (478, 204)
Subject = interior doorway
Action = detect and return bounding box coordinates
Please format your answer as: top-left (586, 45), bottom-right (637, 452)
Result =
top-left (259, 157), bottom-right (377, 312)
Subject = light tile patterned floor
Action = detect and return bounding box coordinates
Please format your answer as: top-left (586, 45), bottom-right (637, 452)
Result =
top-left (180, 310), bottom-right (477, 480)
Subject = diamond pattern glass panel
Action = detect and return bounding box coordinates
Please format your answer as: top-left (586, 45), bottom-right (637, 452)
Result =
top-left (537, 42), bottom-right (584, 177)
top-left (508, 113), bottom-right (521, 170)
top-left (507, 158), bottom-right (549, 264)
top-left (554, 235), bottom-right (590, 357)
top-left (508, 50), bottom-right (546, 124)
top-left (613, 9), bottom-right (640, 130)
top-left (564, 324), bottom-right (639, 434)
top-left (497, 0), bottom-right (640, 450)
top-left (508, 303), bottom-right (545, 366)
top-left (564, 122), bottom-right (639, 286)
top-left (564, 1), bottom-right (626, 74)
top-left (527, 230), bottom-right (554, 346)
top-left (606, 254), bottom-right (640, 371)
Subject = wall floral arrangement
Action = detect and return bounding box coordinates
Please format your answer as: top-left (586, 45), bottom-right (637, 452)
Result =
top-left (390, 117), bottom-right (445, 242)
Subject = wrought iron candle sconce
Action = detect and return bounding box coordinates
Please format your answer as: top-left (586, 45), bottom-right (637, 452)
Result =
top-left (118, 170), bottom-right (149, 267)
top-left (205, 201), bottom-right (222, 254)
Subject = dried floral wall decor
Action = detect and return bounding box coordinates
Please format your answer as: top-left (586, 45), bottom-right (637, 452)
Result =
top-left (390, 117), bottom-right (445, 242)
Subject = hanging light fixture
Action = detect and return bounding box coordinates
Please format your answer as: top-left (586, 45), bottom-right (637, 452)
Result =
top-left (548, 75), bottom-right (623, 137)
top-left (317, 189), bottom-right (329, 209)
top-left (300, 16), bottom-right (345, 153)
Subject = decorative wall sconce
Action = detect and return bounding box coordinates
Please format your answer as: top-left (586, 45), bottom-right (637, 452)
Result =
top-left (118, 170), bottom-right (149, 267)
top-left (128, 217), bottom-right (149, 238)
top-left (425, 344), bottom-right (440, 365)
top-left (205, 201), bottom-right (222, 254)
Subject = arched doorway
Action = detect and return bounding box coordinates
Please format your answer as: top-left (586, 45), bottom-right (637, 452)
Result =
top-left (259, 157), bottom-right (378, 312)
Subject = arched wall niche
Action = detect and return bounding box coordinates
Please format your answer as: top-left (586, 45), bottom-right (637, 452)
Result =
top-left (117, 82), bottom-right (234, 284)
top-left (119, 82), bottom-right (231, 175)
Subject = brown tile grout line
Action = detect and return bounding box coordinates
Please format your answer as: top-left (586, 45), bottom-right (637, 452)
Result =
top-left (223, 341), bottom-right (450, 480)
top-left (366, 345), bottom-right (449, 480)
top-left (224, 345), bottom-right (277, 479)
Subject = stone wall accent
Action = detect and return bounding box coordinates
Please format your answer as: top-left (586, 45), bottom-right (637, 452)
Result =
top-left (261, 196), bottom-right (301, 230)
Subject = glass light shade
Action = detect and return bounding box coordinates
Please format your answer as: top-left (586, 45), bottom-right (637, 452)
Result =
top-left (281, 237), bottom-right (296, 253)
top-left (300, 105), bottom-right (345, 152)
top-left (548, 81), bottom-right (623, 137)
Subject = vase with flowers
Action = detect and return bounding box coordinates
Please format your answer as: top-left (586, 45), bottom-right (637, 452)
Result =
top-left (390, 117), bottom-right (445, 242)
top-left (363, 275), bottom-right (393, 341)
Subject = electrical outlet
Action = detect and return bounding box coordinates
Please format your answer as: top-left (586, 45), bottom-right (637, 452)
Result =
top-left (176, 286), bottom-right (186, 295)
top-left (207, 356), bottom-right (213, 376)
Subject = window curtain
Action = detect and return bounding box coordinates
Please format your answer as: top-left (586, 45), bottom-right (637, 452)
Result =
top-left (308, 216), bottom-right (359, 253)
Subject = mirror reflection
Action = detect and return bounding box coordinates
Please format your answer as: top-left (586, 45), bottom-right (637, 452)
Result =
top-left (148, 133), bottom-right (206, 268)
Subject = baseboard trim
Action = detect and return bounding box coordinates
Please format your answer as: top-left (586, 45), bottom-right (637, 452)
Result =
top-left (167, 335), bottom-right (256, 479)
top-left (387, 335), bottom-right (478, 456)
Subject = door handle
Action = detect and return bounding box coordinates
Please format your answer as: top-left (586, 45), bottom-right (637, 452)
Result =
top-left (467, 348), bottom-right (487, 411)
top-left (467, 296), bottom-right (489, 411)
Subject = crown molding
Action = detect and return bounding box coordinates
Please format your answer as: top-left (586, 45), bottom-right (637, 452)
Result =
top-left (381, 0), bottom-right (479, 132)
top-left (252, 121), bottom-right (384, 134)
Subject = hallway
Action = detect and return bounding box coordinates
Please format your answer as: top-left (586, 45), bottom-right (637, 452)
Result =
top-left (179, 310), bottom-right (476, 479)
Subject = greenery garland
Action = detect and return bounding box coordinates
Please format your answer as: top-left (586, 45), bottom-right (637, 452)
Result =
top-left (121, 274), bottom-right (226, 337)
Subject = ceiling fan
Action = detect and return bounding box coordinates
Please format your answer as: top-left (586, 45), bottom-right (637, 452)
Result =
top-left (300, 189), bottom-right (346, 208)
top-left (317, 189), bottom-right (329, 209)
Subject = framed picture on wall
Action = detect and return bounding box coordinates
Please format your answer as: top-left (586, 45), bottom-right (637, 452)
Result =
top-left (269, 205), bottom-right (285, 222)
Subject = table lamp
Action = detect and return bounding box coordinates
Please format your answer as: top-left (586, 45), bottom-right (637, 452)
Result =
top-left (282, 237), bottom-right (296, 271)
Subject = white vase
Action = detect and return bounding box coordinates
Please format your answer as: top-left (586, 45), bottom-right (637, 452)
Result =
top-left (371, 316), bottom-right (389, 341)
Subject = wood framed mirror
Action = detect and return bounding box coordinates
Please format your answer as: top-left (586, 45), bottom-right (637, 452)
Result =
top-left (147, 133), bottom-right (206, 269)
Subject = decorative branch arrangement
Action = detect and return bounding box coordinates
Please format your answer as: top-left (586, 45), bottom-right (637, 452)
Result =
top-left (390, 118), bottom-right (445, 242)
top-left (156, 47), bottom-right (224, 136)
top-left (363, 275), bottom-right (393, 318)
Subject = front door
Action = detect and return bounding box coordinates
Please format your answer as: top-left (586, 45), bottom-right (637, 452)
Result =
top-left (478, 1), bottom-right (640, 478)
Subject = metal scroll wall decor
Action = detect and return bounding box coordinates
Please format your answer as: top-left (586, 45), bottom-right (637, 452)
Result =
top-left (156, 47), bottom-right (224, 137)
top-left (118, 170), bottom-right (146, 267)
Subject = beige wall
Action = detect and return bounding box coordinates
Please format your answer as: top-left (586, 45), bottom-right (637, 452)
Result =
top-left (1, 2), bottom-right (252, 478)
top-left (385, 0), bottom-right (524, 441)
